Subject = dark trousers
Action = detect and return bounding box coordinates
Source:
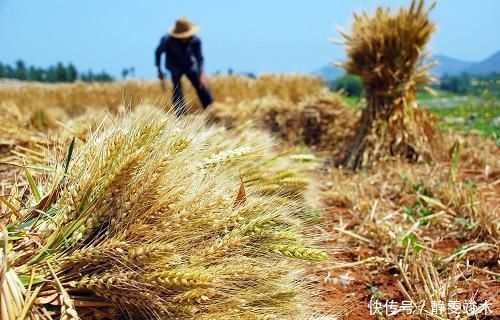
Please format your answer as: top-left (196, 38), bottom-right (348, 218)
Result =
top-left (171, 70), bottom-right (213, 116)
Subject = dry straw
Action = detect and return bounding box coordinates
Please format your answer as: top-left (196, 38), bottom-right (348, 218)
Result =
top-left (1, 106), bottom-right (327, 319)
top-left (0, 74), bottom-right (325, 115)
top-left (337, 0), bottom-right (442, 169)
top-left (209, 90), bottom-right (356, 151)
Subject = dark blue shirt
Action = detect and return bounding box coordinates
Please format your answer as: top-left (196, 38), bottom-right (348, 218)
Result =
top-left (155, 35), bottom-right (204, 74)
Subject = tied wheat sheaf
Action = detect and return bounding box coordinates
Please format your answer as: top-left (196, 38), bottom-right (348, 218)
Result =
top-left (338, 0), bottom-right (442, 169)
top-left (0, 107), bottom-right (327, 319)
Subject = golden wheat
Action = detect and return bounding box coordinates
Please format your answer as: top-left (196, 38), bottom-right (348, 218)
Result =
top-left (338, 0), bottom-right (441, 169)
top-left (2, 106), bottom-right (327, 319)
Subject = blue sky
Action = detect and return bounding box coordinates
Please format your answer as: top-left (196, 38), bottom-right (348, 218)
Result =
top-left (1, 0), bottom-right (499, 78)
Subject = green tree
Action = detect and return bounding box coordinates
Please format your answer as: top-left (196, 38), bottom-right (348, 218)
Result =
top-left (438, 73), bottom-right (471, 94)
top-left (15, 60), bottom-right (28, 80)
top-left (55, 62), bottom-right (67, 82)
top-left (0, 61), bottom-right (116, 83)
top-left (94, 71), bottom-right (114, 82)
top-left (36, 67), bottom-right (47, 81)
top-left (66, 63), bottom-right (78, 82)
top-left (6, 65), bottom-right (15, 78)
top-left (47, 66), bottom-right (57, 82)
top-left (80, 70), bottom-right (94, 82)
top-left (121, 68), bottom-right (129, 79)
top-left (332, 74), bottom-right (364, 96)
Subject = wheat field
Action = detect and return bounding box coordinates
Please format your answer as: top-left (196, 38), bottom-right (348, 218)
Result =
top-left (1, 1), bottom-right (499, 318)
top-left (1, 73), bottom-right (498, 319)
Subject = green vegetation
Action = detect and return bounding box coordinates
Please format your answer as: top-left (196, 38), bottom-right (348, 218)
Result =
top-left (434, 72), bottom-right (500, 97)
top-left (424, 73), bottom-right (499, 139)
top-left (426, 100), bottom-right (499, 140)
top-left (330, 74), bottom-right (364, 97)
top-left (336, 72), bottom-right (499, 140)
top-left (339, 93), bottom-right (500, 140)
top-left (0, 60), bottom-right (114, 82)
top-left (338, 95), bottom-right (364, 109)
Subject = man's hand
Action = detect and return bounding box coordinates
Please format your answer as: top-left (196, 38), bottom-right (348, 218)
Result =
top-left (199, 73), bottom-right (207, 88)
top-left (157, 67), bottom-right (164, 81)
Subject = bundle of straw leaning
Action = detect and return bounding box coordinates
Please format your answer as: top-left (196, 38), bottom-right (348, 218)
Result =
top-left (1, 106), bottom-right (326, 319)
top-left (338, 0), bottom-right (441, 169)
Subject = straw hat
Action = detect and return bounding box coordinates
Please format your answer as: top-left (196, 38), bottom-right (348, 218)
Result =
top-left (169, 17), bottom-right (199, 39)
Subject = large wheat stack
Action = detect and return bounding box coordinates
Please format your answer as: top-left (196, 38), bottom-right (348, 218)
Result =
top-left (338, 0), bottom-right (441, 169)
top-left (1, 107), bottom-right (327, 319)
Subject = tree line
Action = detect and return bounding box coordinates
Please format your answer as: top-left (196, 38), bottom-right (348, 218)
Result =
top-left (0, 60), bottom-right (114, 83)
top-left (331, 72), bottom-right (500, 97)
top-left (436, 72), bottom-right (499, 96)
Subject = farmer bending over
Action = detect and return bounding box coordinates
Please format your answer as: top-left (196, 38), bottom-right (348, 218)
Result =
top-left (155, 17), bottom-right (214, 115)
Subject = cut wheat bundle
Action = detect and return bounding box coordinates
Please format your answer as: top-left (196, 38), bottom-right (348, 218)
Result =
top-left (209, 91), bottom-right (356, 151)
top-left (337, 0), bottom-right (442, 169)
top-left (1, 106), bottom-right (327, 319)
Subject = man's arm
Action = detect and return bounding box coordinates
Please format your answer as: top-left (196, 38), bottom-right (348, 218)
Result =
top-left (155, 37), bottom-right (165, 80)
top-left (193, 38), bottom-right (206, 86)
top-left (193, 38), bottom-right (204, 72)
top-left (155, 37), bottom-right (165, 67)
